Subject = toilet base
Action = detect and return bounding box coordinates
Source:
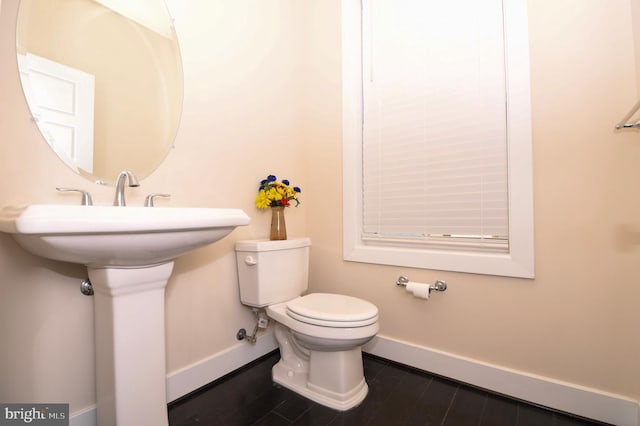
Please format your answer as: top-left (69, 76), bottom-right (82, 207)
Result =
top-left (271, 347), bottom-right (369, 411)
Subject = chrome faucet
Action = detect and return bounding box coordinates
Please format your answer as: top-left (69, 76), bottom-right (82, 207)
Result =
top-left (113, 170), bottom-right (140, 206)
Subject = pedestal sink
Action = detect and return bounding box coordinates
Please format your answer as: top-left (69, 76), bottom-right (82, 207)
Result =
top-left (0, 204), bottom-right (250, 425)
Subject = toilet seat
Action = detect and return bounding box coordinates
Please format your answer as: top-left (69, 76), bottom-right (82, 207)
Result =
top-left (286, 293), bottom-right (378, 328)
top-left (267, 298), bottom-right (379, 342)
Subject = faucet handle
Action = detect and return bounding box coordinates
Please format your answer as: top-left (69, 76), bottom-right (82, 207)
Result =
top-left (56, 187), bottom-right (93, 206)
top-left (144, 193), bottom-right (171, 207)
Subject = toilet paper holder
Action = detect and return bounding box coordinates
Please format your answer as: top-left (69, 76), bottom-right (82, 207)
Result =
top-left (396, 276), bottom-right (447, 293)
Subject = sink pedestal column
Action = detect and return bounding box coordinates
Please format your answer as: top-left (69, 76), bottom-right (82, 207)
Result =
top-left (88, 262), bottom-right (175, 426)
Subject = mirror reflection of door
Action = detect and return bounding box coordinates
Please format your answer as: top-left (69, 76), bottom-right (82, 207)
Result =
top-left (18, 53), bottom-right (95, 173)
top-left (15, 0), bottom-right (183, 184)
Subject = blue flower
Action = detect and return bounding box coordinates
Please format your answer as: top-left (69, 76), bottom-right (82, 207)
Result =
top-left (293, 186), bottom-right (301, 193)
top-left (267, 175), bottom-right (277, 182)
top-left (282, 179), bottom-right (290, 186)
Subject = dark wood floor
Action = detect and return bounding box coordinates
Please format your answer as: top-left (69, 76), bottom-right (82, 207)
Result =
top-left (168, 350), bottom-right (607, 426)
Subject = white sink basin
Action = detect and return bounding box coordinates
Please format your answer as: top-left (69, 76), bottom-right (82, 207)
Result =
top-left (0, 204), bottom-right (250, 267)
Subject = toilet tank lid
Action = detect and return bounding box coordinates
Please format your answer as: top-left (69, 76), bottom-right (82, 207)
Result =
top-left (235, 237), bottom-right (311, 252)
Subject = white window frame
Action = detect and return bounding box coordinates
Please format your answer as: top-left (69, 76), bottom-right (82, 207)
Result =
top-left (342, 0), bottom-right (535, 278)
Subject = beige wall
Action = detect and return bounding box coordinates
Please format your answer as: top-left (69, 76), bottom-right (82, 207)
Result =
top-left (0, 0), bottom-right (307, 412)
top-left (0, 0), bottom-right (639, 417)
top-left (303, 0), bottom-right (640, 403)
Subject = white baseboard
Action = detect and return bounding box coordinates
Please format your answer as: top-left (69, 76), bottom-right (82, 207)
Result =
top-left (69, 331), bottom-right (277, 426)
top-left (363, 335), bottom-right (639, 426)
top-left (69, 404), bottom-right (96, 426)
top-left (166, 331), bottom-right (277, 402)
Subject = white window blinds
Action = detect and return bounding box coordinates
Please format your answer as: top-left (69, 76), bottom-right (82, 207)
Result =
top-left (362, 0), bottom-right (509, 250)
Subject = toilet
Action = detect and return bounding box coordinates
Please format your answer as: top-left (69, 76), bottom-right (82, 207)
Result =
top-left (235, 238), bottom-right (379, 411)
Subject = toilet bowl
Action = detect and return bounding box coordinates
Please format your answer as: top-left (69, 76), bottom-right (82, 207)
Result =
top-left (266, 293), bottom-right (379, 410)
top-left (235, 239), bottom-right (380, 411)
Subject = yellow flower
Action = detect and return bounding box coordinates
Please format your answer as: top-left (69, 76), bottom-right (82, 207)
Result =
top-left (268, 187), bottom-right (283, 201)
top-left (255, 190), bottom-right (271, 209)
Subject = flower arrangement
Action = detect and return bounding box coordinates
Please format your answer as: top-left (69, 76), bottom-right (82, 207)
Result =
top-left (255, 174), bottom-right (301, 209)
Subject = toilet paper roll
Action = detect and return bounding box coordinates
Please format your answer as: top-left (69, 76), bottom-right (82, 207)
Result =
top-left (405, 282), bottom-right (430, 300)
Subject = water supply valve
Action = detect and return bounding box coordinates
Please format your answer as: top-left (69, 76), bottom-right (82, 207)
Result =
top-left (236, 308), bottom-right (267, 343)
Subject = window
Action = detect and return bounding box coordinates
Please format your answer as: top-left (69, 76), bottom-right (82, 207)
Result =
top-left (342, 0), bottom-right (534, 278)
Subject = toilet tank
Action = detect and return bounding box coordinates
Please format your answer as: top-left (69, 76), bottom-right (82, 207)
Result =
top-left (235, 237), bottom-right (311, 307)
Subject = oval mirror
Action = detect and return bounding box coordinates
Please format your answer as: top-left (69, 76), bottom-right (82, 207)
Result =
top-left (15, 0), bottom-right (183, 185)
